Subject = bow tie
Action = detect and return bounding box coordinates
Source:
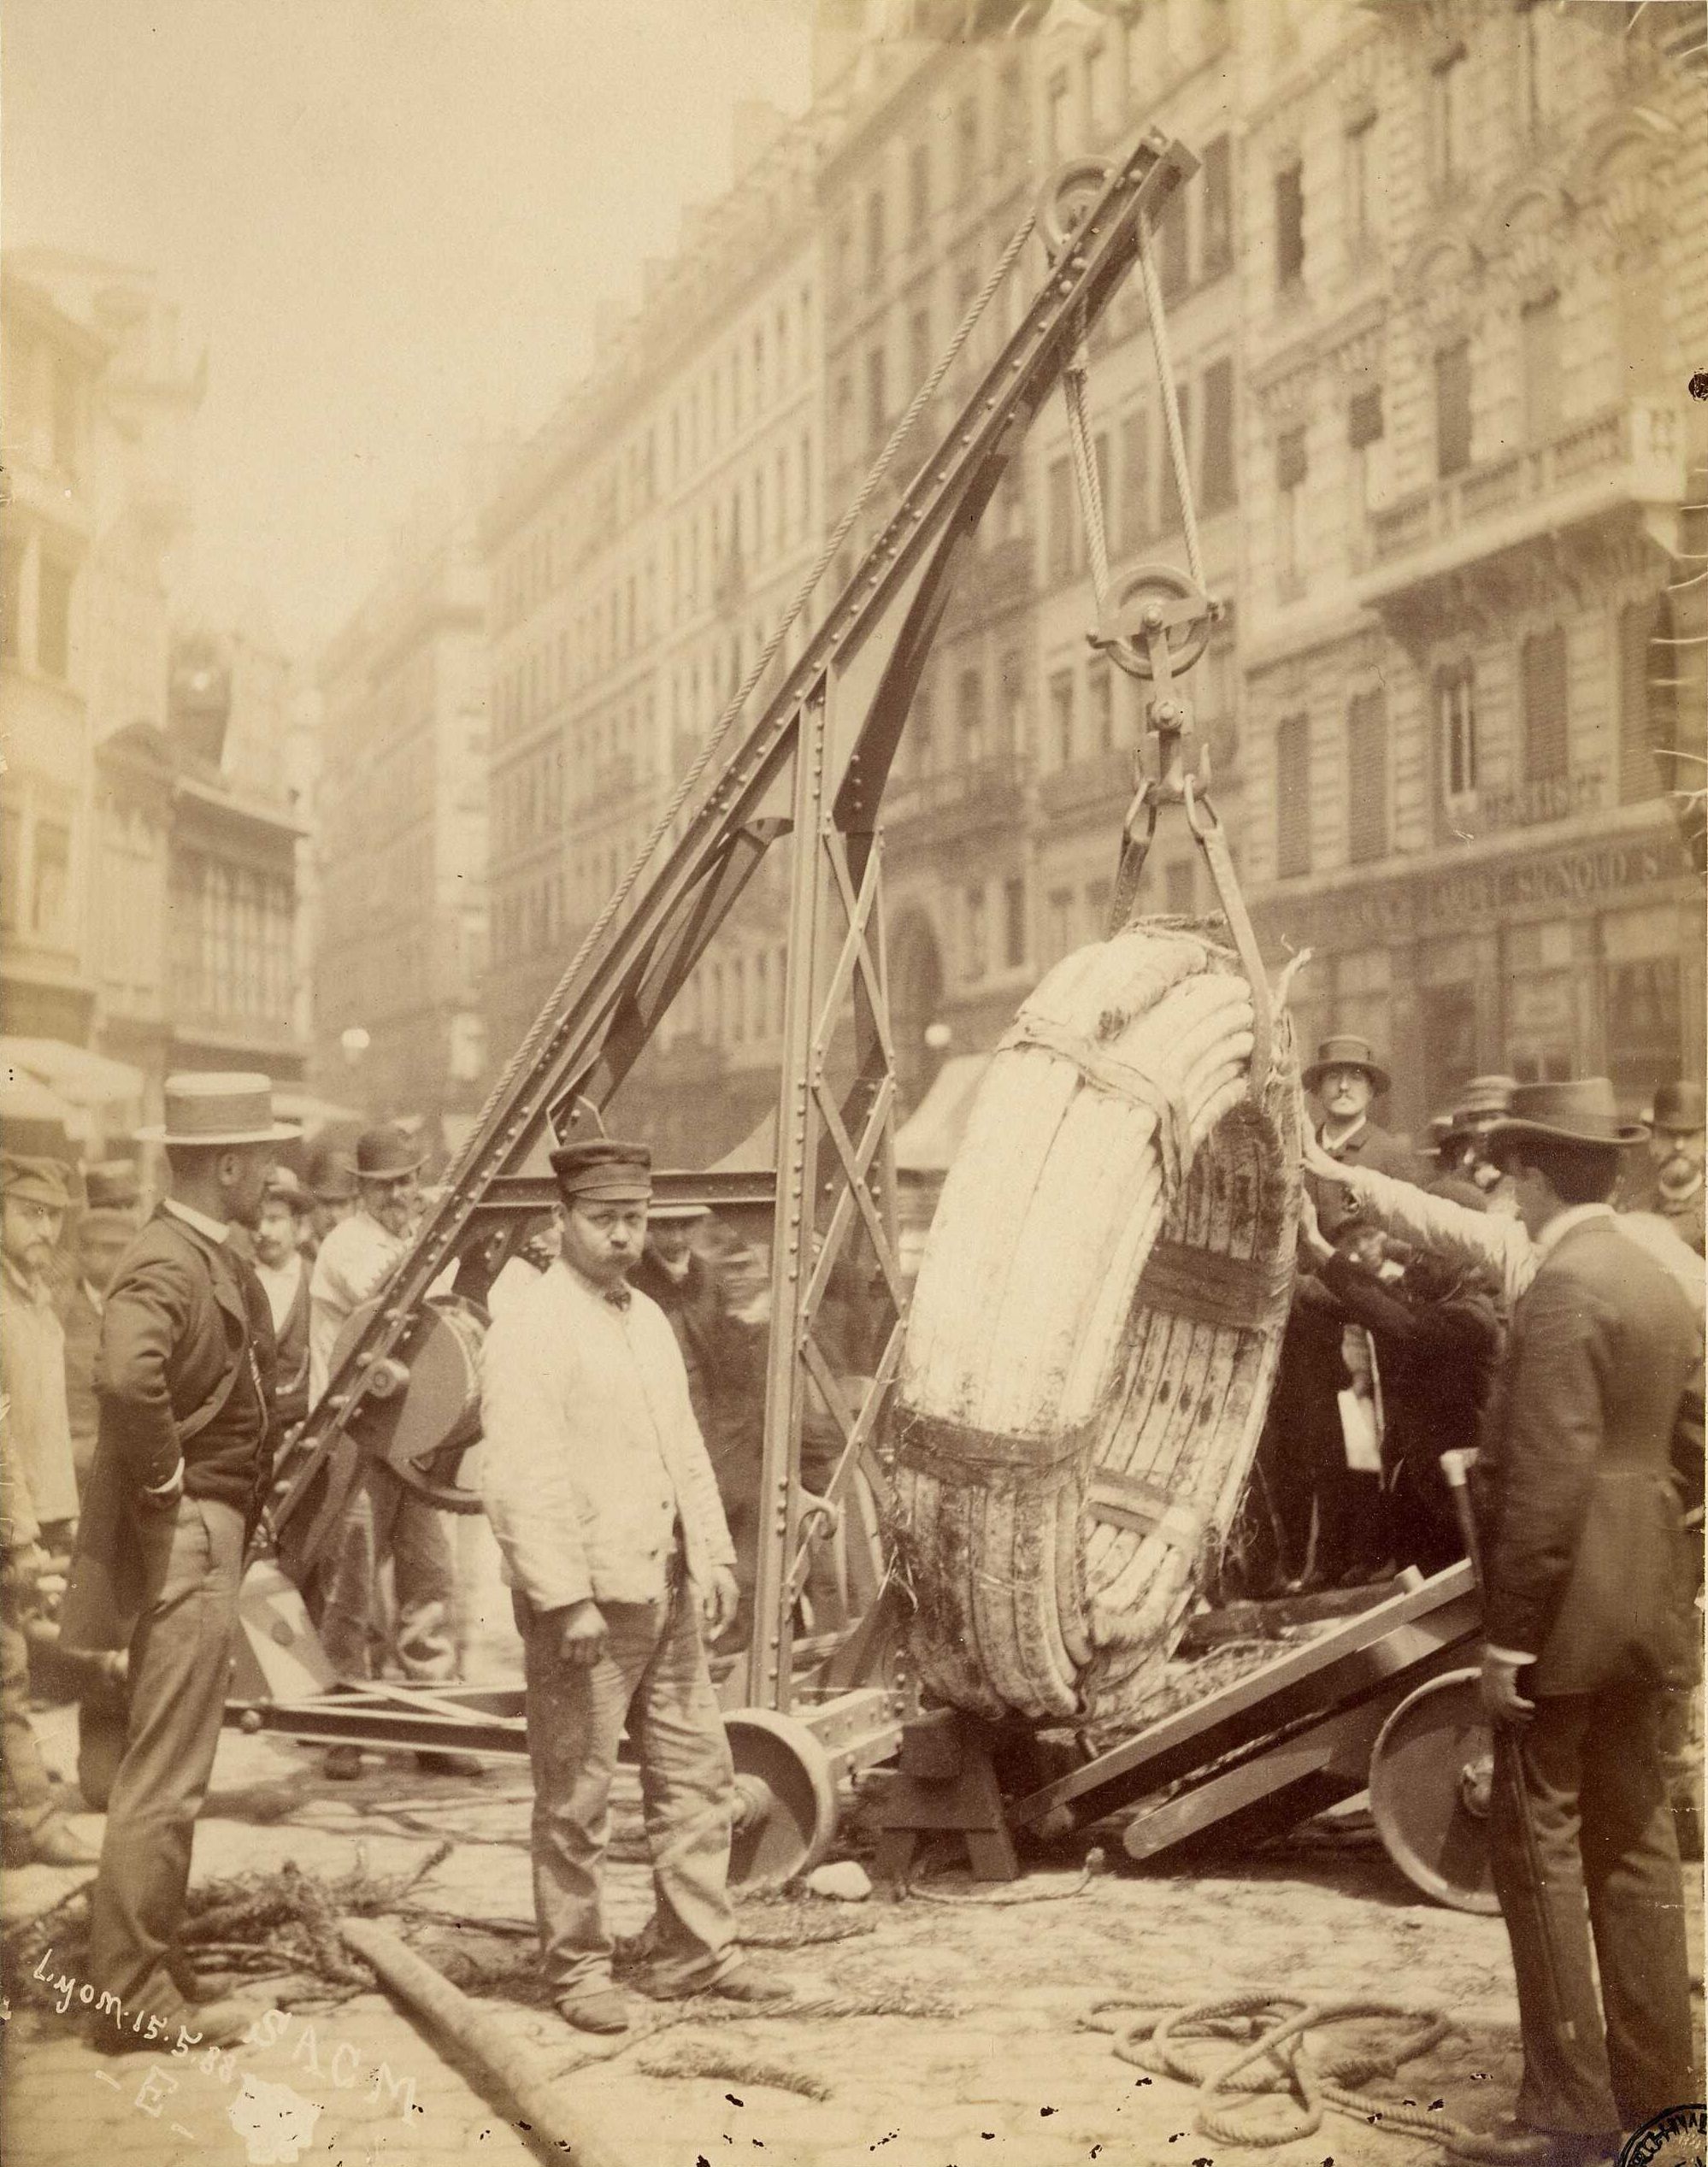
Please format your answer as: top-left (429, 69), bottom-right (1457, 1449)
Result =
top-left (604, 1286), bottom-right (633, 1312)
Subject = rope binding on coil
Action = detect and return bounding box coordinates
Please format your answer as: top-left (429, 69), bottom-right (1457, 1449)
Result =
top-left (1083, 1992), bottom-right (1548, 2162)
top-left (1037, 154), bottom-right (1274, 1101)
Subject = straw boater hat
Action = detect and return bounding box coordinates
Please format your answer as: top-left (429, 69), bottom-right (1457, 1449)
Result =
top-left (550, 1139), bottom-right (652, 1203)
top-left (136, 1073), bottom-right (298, 1147)
top-left (1301, 1033), bottom-right (1392, 1098)
top-left (1650, 1080), bottom-right (1706, 1135)
top-left (1481, 1077), bottom-right (1648, 1154)
top-left (353, 1124), bottom-right (427, 1180)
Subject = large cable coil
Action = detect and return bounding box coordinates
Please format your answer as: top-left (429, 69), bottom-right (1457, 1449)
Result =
top-left (889, 923), bottom-right (1303, 1727)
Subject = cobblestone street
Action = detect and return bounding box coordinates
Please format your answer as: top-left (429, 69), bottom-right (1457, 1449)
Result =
top-left (9, 1705), bottom-right (1699, 2167)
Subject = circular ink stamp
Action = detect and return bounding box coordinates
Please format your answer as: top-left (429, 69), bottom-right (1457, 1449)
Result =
top-left (1620, 2106), bottom-right (1706, 2167)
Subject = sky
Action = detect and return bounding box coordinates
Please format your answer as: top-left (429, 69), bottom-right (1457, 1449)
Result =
top-left (3, 0), bottom-right (815, 655)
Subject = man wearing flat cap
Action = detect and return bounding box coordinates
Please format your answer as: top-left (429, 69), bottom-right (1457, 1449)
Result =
top-left (480, 1138), bottom-right (789, 2036)
top-left (60, 1073), bottom-right (295, 2050)
top-left (0, 1152), bottom-right (99, 1868)
top-left (309, 1123), bottom-right (468, 1776)
top-left (1469, 1080), bottom-right (1699, 2158)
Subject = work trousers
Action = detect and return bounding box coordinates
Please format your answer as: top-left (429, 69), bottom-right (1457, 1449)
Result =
top-left (1490, 1686), bottom-right (1697, 2137)
top-left (88, 1495), bottom-right (244, 2023)
top-left (1, 1587), bottom-right (60, 1855)
top-left (515, 1576), bottom-right (737, 2004)
top-left (321, 1466), bottom-right (456, 1682)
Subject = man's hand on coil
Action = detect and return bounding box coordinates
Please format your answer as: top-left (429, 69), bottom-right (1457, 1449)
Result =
top-left (1479, 1646), bottom-right (1534, 1728)
top-left (701, 1565), bottom-right (739, 1640)
top-left (556, 1599), bottom-right (608, 1668)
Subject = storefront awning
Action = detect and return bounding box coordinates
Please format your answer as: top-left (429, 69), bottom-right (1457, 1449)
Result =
top-left (273, 1089), bottom-right (365, 1133)
top-left (894, 1053), bottom-right (991, 1175)
top-left (0, 1069), bottom-right (80, 1157)
top-left (0, 1034), bottom-right (144, 1113)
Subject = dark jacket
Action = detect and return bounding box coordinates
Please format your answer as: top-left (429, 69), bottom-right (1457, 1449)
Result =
top-left (60, 1280), bottom-right (103, 1496)
top-left (59, 1208), bottom-right (277, 1652)
top-left (1471, 1214), bottom-right (1700, 1694)
top-left (269, 1264), bottom-right (312, 1434)
top-left (1308, 1118), bottom-right (1420, 1240)
top-left (629, 1246), bottom-right (757, 1472)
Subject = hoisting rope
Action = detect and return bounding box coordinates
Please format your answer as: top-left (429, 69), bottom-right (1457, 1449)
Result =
top-left (445, 209), bottom-right (1039, 1188)
top-left (1083, 1993), bottom-right (1546, 2162)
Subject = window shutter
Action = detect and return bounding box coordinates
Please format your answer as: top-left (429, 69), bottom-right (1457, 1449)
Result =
top-left (1617, 597), bottom-right (1663, 805)
top-left (1275, 714), bottom-right (1312, 878)
top-left (1521, 627), bottom-right (1569, 784)
top-left (1275, 163), bottom-right (1305, 286)
top-left (1347, 386), bottom-right (1384, 450)
top-left (1275, 427), bottom-right (1307, 492)
top-left (1346, 690), bottom-right (1387, 863)
top-left (1200, 358), bottom-right (1236, 514)
top-left (1435, 341), bottom-right (1471, 478)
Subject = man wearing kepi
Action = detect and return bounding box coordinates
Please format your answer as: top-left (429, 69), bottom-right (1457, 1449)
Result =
top-left (1471, 1079), bottom-right (1700, 2159)
top-left (61, 1074), bottom-right (295, 2052)
top-left (479, 1139), bottom-right (789, 2036)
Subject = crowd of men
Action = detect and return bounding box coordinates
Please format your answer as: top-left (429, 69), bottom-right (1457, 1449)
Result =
top-left (0, 1043), bottom-right (1701, 2152)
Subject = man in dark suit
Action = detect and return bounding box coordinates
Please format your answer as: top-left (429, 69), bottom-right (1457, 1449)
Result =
top-left (61, 1074), bottom-right (296, 2053)
top-left (1473, 1078), bottom-right (1700, 2161)
top-left (60, 1160), bottom-right (144, 1500)
top-left (1300, 1033), bottom-right (1419, 1234)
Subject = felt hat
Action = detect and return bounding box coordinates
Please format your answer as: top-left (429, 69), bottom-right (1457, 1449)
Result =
top-left (306, 1149), bottom-right (359, 1204)
top-left (1651, 1080), bottom-right (1706, 1135)
top-left (263, 1166), bottom-right (312, 1216)
top-left (84, 1159), bottom-right (143, 1213)
top-left (1482, 1077), bottom-right (1648, 1153)
top-left (137, 1073), bottom-right (299, 1147)
top-left (1447, 1075), bottom-right (1517, 1133)
top-left (353, 1124), bottom-right (427, 1180)
top-left (1302, 1033), bottom-right (1392, 1098)
top-left (0, 1153), bottom-right (74, 1210)
top-left (550, 1139), bottom-right (652, 1203)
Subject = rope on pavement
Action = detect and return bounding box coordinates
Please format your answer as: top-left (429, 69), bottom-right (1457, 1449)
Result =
top-left (1083, 1993), bottom-right (1547, 2162)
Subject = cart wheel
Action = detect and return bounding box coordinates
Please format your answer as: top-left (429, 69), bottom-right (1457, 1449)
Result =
top-left (723, 1708), bottom-right (839, 1890)
top-left (1369, 1667), bottom-right (1499, 1914)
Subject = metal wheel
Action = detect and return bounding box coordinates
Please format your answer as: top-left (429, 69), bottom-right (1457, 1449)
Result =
top-left (723, 1707), bottom-right (839, 1889)
top-left (1369, 1667), bottom-right (1499, 1914)
top-left (1036, 157), bottom-right (1114, 256)
top-left (1100, 563), bottom-right (1215, 682)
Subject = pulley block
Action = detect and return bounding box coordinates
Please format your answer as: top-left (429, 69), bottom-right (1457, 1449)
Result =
top-left (1097, 562), bottom-right (1216, 682)
top-left (1036, 157), bottom-right (1115, 259)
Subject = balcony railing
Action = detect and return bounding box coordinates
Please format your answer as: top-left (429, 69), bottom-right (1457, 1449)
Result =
top-left (882, 752), bottom-right (1028, 839)
top-left (1369, 403), bottom-right (1682, 577)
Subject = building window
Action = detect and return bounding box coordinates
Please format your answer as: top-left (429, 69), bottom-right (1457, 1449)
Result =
top-left (1347, 383), bottom-right (1383, 529)
top-left (910, 682), bottom-right (935, 777)
top-left (1521, 292), bottom-right (1560, 447)
top-left (1437, 663), bottom-right (1478, 800)
top-left (1617, 596), bottom-right (1664, 804)
top-left (1089, 661), bottom-right (1114, 752)
top-left (1521, 625), bottom-right (1569, 785)
top-left (36, 556), bottom-right (74, 680)
top-left (866, 345), bottom-right (888, 450)
top-left (909, 307), bottom-right (932, 397)
top-left (1345, 113), bottom-right (1375, 254)
top-left (957, 667), bottom-right (985, 765)
top-left (963, 884), bottom-right (988, 980)
top-left (1429, 44), bottom-right (1468, 191)
top-left (866, 189), bottom-right (886, 278)
top-left (1157, 184), bottom-right (1189, 301)
top-left (1120, 407), bottom-right (1150, 551)
top-left (1046, 456), bottom-right (1078, 587)
top-left (1274, 161), bottom-right (1305, 290)
top-left (31, 819), bottom-right (71, 945)
top-left (1275, 714), bottom-right (1311, 878)
top-left (957, 94), bottom-right (979, 196)
top-left (1003, 874), bottom-right (1027, 969)
top-left (1275, 427), bottom-right (1307, 591)
top-left (1199, 358), bottom-right (1236, 515)
top-left (1200, 135), bottom-right (1233, 281)
top-left (1050, 669), bottom-right (1075, 768)
top-left (1434, 339), bottom-right (1472, 479)
top-left (1346, 689), bottom-right (1387, 863)
top-left (910, 141), bottom-right (930, 233)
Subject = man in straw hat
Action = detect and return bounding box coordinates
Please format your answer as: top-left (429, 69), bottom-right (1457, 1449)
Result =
top-left (1469, 1079), bottom-right (1699, 2158)
top-left (60, 1074), bottom-right (297, 2051)
top-left (309, 1122), bottom-right (470, 1777)
top-left (0, 1151), bottom-right (100, 1868)
top-left (480, 1139), bottom-right (792, 2035)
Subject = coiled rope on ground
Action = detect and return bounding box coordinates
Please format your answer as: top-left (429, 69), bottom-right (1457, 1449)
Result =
top-left (1084, 1993), bottom-right (1546, 2162)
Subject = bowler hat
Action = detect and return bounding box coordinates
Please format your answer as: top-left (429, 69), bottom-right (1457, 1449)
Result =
top-left (264, 1166), bottom-right (312, 1216)
top-left (1651, 1080), bottom-right (1706, 1135)
top-left (354, 1124), bottom-right (427, 1180)
top-left (1302, 1033), bottom-right (1392, 1098)
top-left (307, 1150), bottom-right (358, 1204)
top-left (0, 1152), bottom-right (74, 1211)
top-left (1483, 1077), bottom-right (1648, 1153)
top-left (84, 1159), bottom-right (142, 1213)
top-left (551, 1139), bottom-right (652, 1203)
top-left (137, 1073), bottom-right (299, 1148)
top-left (1449, 1075), bottom-right (1517, 1129)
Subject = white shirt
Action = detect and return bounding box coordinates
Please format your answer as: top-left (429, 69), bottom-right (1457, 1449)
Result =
top-left (163, 1198), bottom-right (231, 1246)
top-left (309, 1210), bottom-right (409, 1400)
top-left (253, 1250), bottom-right (305, 1337)
top-left (479, 1259), bottom-right (734, 1612)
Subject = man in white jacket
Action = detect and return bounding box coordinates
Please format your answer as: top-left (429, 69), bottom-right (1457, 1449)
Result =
top-left (480, 1139), bottom-right (788, 2035)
